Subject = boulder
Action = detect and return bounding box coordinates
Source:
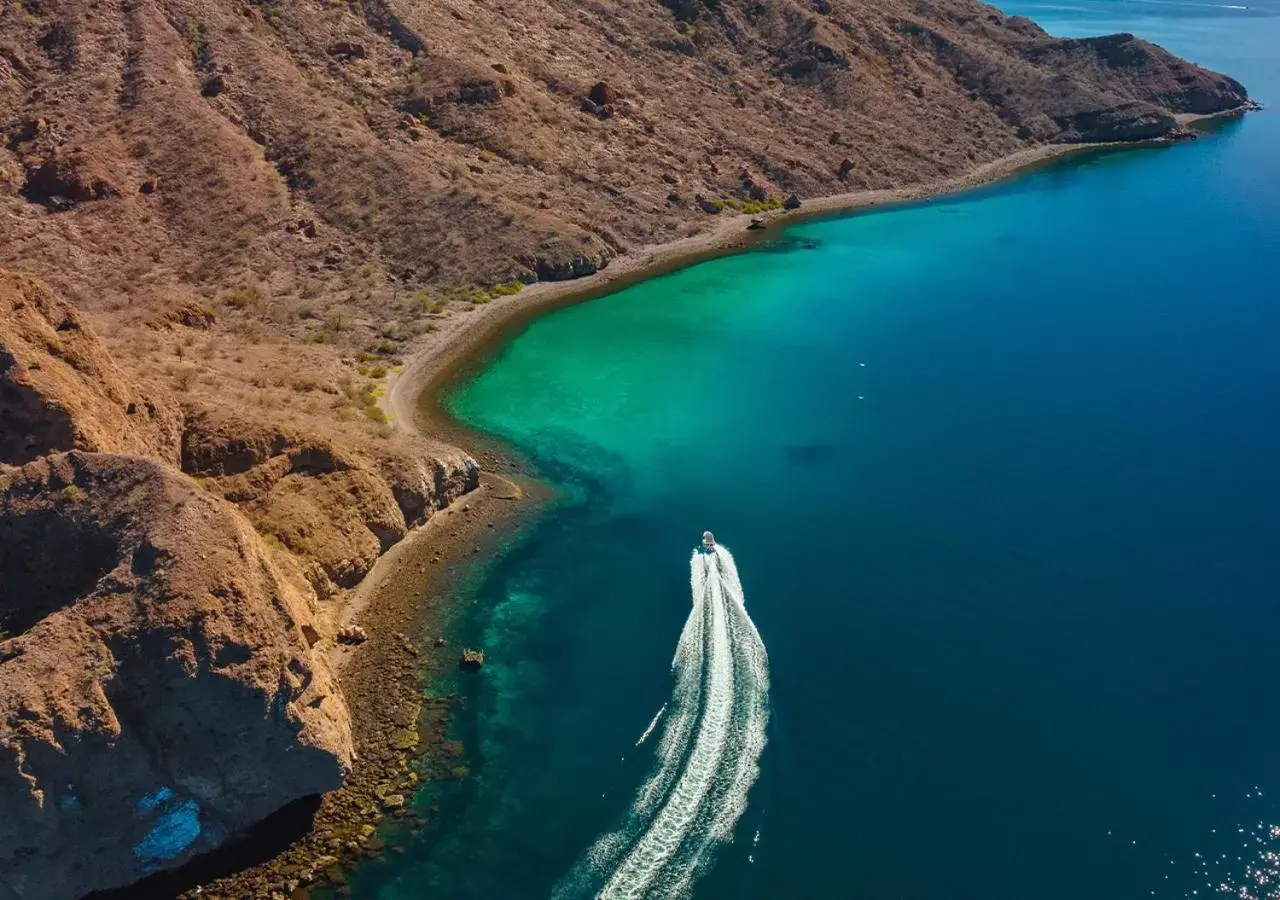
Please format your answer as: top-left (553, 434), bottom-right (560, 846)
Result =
top-left (328, 41), bottom-right (367, 60)
top-left (587, 81), bottom-right (618, 106)
top-left (337, 625), bottom-right (368, 645)
top-left (20, 151), bottom-right (117, 208)
top-left (580, 98), bottom-right (613, 119)
top-left (201, 73), bottom-right (227, 97)
top-left (526, 232), bottom-right (614, 282)
top-left (0, 451), bottom-right (353, 899)
top-left (581, 81), bottom-right (619, 118)
top-left (695, 194), bottom-right (722, 214)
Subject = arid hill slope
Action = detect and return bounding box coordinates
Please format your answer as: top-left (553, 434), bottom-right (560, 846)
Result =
top-left (2, 0), bottom-right (1248, 339)
top-left (0, 0), bottom-right (1250, 445)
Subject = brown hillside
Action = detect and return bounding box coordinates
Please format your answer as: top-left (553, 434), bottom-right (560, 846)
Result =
top-left (0, 0), bottom-right (1248, 391)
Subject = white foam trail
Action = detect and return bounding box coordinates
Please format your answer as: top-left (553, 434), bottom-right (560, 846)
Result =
top-left (558, 543), bottom-right (769, 899)
top-left (636, 705), bottom-right (667, 747)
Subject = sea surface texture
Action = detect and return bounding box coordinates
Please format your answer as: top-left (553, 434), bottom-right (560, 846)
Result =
top-left (343, 1), bottom-right (1280, 896)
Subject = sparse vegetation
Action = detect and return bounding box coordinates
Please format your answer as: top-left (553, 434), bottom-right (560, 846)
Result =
top-left (430, 282), bottom-right (526, 309)
top-left (222, 286), bottom-right (263, 310)
top-left (0, 0), bottom-right (1252, 896)
top-left (260, 532), bottom-right (288, 553)
top-left (358, 383), bottom-right (390, 423)
top-left (308, 311), bottom-right (349, 344)
top-left (720, 197), bottom-right (783, 214)
top-left (489, 281), bottom-right (525, 297)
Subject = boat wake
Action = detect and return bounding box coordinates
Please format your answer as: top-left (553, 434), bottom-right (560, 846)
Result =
top-left (556, 544), bottom-right (769, 899)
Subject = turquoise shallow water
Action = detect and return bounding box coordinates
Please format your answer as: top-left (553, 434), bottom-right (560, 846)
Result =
top-left (344, 4), bottom-right (1280, 898)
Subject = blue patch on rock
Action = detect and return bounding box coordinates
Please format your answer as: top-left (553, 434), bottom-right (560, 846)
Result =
top-left (133, 799), bottom-right (202, 867)
top-left (136, 787), bottom-right (174, 813)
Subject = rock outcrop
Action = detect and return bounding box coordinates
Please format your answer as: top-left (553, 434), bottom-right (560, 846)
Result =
top-left (0, 271), bottom-right (182, 467)
top-left (181, 405), bottom-right (479, 596)
top-left (892, 18), bottom-right (1247, 144)
top-left (0, 452), bottom-right (353, 899)
top-left (0, 268), bottom-right (481, 896)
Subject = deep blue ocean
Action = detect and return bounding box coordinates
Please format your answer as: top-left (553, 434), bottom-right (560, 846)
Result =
top-left (342, 3), bottom-right (1280, 897)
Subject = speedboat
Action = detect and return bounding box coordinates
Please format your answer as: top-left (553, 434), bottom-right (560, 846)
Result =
top-left (700, 531), bottom-right (716, 553)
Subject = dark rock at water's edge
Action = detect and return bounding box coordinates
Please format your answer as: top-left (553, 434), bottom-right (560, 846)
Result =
top-left (525, 232), bottom-right (615, 282)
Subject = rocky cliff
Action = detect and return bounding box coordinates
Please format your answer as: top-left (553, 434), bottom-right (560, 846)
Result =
top-left (182, 406), bottom-right (479, 596)
top-left (0, 273), bottom-right (479, 899)
top-left (0, 452), bottom-right (352, 899)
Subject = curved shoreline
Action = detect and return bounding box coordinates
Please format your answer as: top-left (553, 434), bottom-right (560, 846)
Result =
top-left (390, 101), bottom-right (1262, 433)
top-left (388, 138), bottom-right (1155, 436)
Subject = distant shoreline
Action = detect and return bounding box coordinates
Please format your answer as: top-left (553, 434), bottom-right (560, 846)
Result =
top-left (384, 125), bottom-right (1244, 437)
top-left (385, 142), bottom-right (1093, 433)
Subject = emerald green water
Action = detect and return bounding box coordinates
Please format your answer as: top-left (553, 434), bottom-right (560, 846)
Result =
top-left (344, 3), bottom-right (1280, 897)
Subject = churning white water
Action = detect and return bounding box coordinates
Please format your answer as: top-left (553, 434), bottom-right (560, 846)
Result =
top-left (556, 544), bottom-right (770, 899)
